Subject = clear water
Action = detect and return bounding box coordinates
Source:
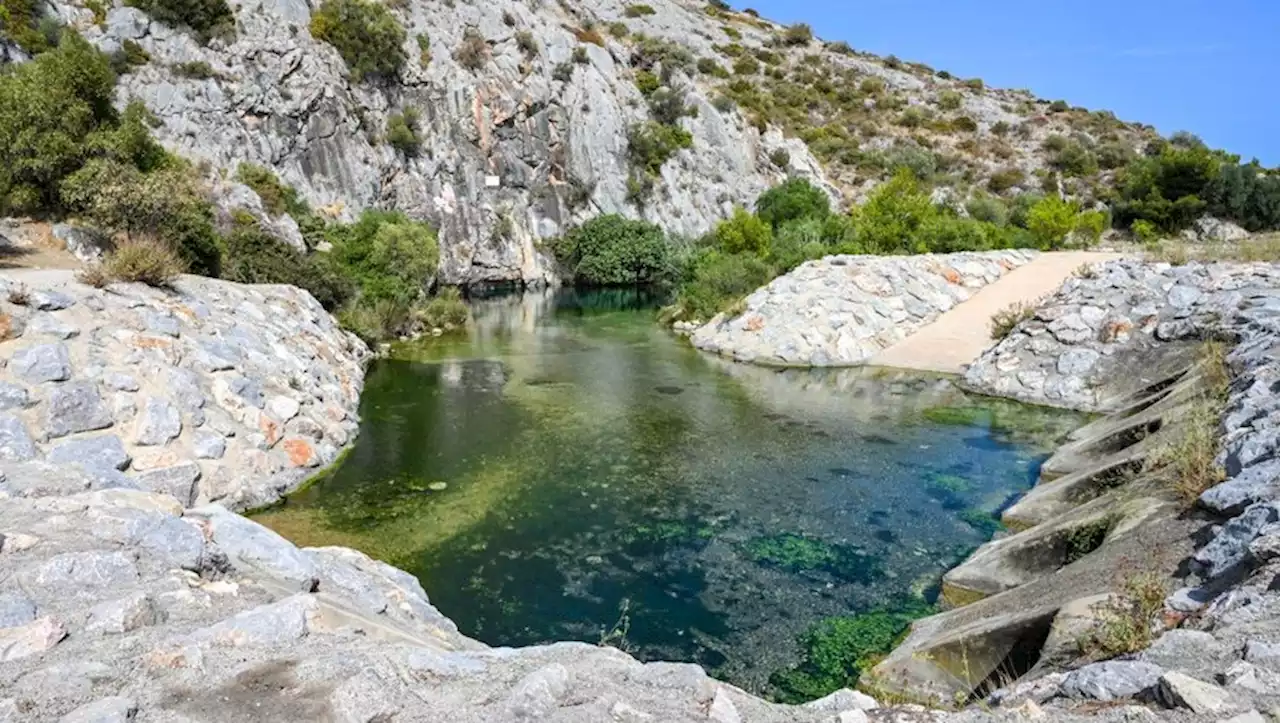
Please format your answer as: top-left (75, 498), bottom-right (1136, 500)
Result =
top-left (253, 288), bottom-right (1085, 696)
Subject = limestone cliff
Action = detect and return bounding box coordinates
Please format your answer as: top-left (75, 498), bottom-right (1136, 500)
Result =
top-left (31, 0), bottom-right (1154, 285)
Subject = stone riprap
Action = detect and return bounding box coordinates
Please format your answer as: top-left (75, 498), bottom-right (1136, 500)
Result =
top-left (689, 250), bottom-right (1038, 367)
top-left (0, 489), bottom-right (886, 721)
top-left (0, 270), bottom-right (367, 511)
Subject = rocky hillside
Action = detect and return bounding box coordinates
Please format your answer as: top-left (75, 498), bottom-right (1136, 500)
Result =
top-left (14, 0), bottom-right (1160, 285)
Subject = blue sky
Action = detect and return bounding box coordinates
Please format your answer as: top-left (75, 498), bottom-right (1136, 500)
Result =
top-left (743, 0), bottom-right (1279, 165)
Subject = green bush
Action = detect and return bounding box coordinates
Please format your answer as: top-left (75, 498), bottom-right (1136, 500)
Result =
top-left (385, 108), bottom-right (422, 157)
top-left (550, 214), bottom-right (675, 285)
top-left (415, 287), bottom-right (469, 330)
top-left (850, 170), bottom-right (1017, 254)
top-left (607, 21), bottom-right (628, 39)
top-left (1025, 195), bottom-right (1080, 248)
top-left (624, 3), bottom-right (655, 17)
top-left (1096, 141), bottom-right (1136, 170)
top-left (126, 0), bottom-right (234, 43)
top-left (515, 30), bottom-right (537, 57)
top-left (626, 121), bottom-right (692, 175)
top-left (714, 206), bottom-right (773, 255)
top-left (0, 33), bottom-right (123, 214)
top-left (1112, 143), bottom-right (1220, 232)
top-left (1205, 162), bottom-right (1280, 231)
top-left (991, 120), bottom-right (1012, 136)
top-left (986, 167), bottom-right (1025, 194)
top-left (950, 115), bottom-right (978, 133)
top-left (60, 157), bottom-right (223, 275)
top-left (1, 0), bottom-right (58, 53)
top-left (732, 54), bottom-right (759, 75)
top-left (1050, 140), bottom-right (1099, 177)
top-left (937, 90), bottom-right (962, 111)
top-left (221, 217), bottom-right (352, 309)
top-left (755, 177), bottom-right (830, 228)
top-left (696, 57), bottom-right (727, 77)
top-left (310, 0), bottom-right (407, 80)
top-left (171, 60), bottom-right (217, 79)
top-left (634, 69), bottom-right (660, 96)
top-left (675, 250), bottom-right (773, 321)
top-left (646, 86), bottom-right (690, 125)
top-left (769, 148), bottom-right (791, 169)
top-left (236, 163), bottom-right (304, 218)
top-left (101, 235), bottom-right (187, 287)
top-left (965, 194), bottom-right (1008, 226)
top-left (859, 77), bottom-right (885, 95)
top-left (326, 209), bottom-right (438, 306)
top-left (781, 23), bottom-right (812, 46)
top-left (111, 39), bottom-right (151, 73)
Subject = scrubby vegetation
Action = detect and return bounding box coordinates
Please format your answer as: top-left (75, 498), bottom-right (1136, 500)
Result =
top-left (126, 0), bottom-right (234, 43)
top-left (549, 214), bottom-right (677, 286)
top-left (98, 236), bottom-right (188, 287)
top-left (385, 108), bottom-right (422, 157)
top-left (1078, 571), bottom-right (1168, 659)
top-left (989, 300), bottom-right (1037, 340)
top-left (309, 0), bottom-right (407, 80)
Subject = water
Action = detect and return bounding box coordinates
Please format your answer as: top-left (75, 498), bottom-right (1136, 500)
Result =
top-left (253, 288), bottom-right (1085, 697)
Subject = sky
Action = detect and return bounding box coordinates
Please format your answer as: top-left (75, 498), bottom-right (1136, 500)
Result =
top-left (743, 0), bottom-right (1280, 166)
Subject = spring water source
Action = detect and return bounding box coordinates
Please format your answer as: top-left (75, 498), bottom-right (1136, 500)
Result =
top-left (254, 288), bottom-right (1086, 698)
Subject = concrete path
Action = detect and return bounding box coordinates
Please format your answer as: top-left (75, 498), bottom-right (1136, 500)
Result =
top-left (868, 251), bottom-right (1125, 374)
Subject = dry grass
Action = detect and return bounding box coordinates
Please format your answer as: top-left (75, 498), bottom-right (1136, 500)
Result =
top-left (1078, 571), bottom-right (1168, 659)
top-left (989, 300), bottom-right (1039, 340)
top-left (6, 284), bottom-right (30, 306)
top-left (1145, 340), bottom-right (1229, 506)
top-left (75, 264), bottom-right (110, 288)
top-left (101, 237), bottom-right (187, 287)
top-left (1147, 233), bottom-right (1280, 265)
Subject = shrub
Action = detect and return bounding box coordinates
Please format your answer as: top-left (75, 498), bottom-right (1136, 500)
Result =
top-left (714, 206), bottom-right (772, 255)
top-left (327, 209), bottom-right (438, 306)
top-left (937, 90), bottom-right (961, 111)
top-left (552, 61), bottom-right (573, 82)
top-left (896, 107), bottom-right (925, 128)
top-left (675, 250), bottom-right (773, 321)
top-left (111, 39), bottom-right (151, 72)
top-left (965, 194), bottom-right (1008, 226)
top-left (607, 21), bottom-right (628, 39)
top-left (338, 297), bottom-right (410, 343)
top-left (310, 0), bottom-right (407, 80)
top-left (859, 77), bottom-right (885, 95)
top-left (647, 86), bottom-right (690, 125)
top-left (755, 177), bottom-right (829, 228)
top-left (696, 57), bottom-right (727, 77)
top-left (221, 219), bottom-right (352, 309)
top-left (171, 60), bottom-right (217, 79)
top-left (572, 26), bottom-right (605, 47)
top-left (827, 40), bottom-right (853, 55)
top-left (415, 287), bottom-right (469, 330)
top-left (950, 115), bottom-right (978, 133)
top-left (781, 23), bottom-right (812, 46)
top-left (1112, 143), bottom-right (1220, 233)
top-left (732, 54), bottom-right (759, 75)
top-left (990, 301), bottom-right (1036, 340)
top-left (1096, 141), bottom-right (1136, 170)
top-left (1, 0), bottom-right (57, 53)
top-left (1025, 195), bottom-right (1087, 249)
top-left (987, 167), bottom-right (1025, 194)
top-left (626, 121), bottom-right (693, 175)
top-left (60, 158), bottom-right (222, 275)
top-left (1079, 572), bottom-right (1168, 660)
top-left (634, 69), bottom-right (660, 96)
top-left (769, 148), bottom-right (791, 169)
top-left (624, 3), bottom-right (655, 17)
top-left (1050, 141), bottom-right (1099, 177)
top-left (883, 55), bottom-right (901, 69)
top-left (385, 108), bottom-right (422, 157)
top-left (235, 163), bottom-right (307, 218)
top-left (963, 77), bottom-right (984, 91)
top-left (453, 27), bottom-right (487, 70)
top-left (102, 236), bottom-right (187, 287)
top-left (1205, 162), bottom-right (1280, 232)
top-left (0, 33), bottom-right (122, 214)
top-left (126, 0), bottom-right (234, 43)
top-left (550, 214), bottom-right (675, 285)
top-left (416, 33), bottom-right (430, 67)
top-left (515, 30), bottom-right (537, 57)
top-left (991, 120), bottom-right (1012, 136)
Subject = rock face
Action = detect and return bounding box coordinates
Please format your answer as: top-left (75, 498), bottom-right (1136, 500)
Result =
top-left (35, 0), bottom-right (1157, 286)
top-left (0, 270), bottom-right (366, 510)
top-left (690, 250), bottom-right (1037, 366)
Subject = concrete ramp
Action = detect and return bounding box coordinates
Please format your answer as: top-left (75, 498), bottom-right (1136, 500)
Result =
top-left (868, 252), bottom-right (1123, 374)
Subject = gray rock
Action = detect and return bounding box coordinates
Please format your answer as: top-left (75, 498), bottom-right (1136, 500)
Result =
top-left (0, 413), bottom-right (37, 461)
top-left (135, 463), bottom-right (200, 507)
top-left (47, 435), bottom-right (131, 471)
top-left (1157, 671), bottom-right (1232, 714)
top-left (43, 381), bottom-right (114, 438)
top-left (506, 664), bottom-right (569, 719)
top-left (1060, 660), bottom-right (1164, 701)
top-left (103, 373), bottom-right (139, 392)
top-left (0, 461), bottom-right (93, 497)
top-left (52, 223), bottom-right (109, 264)
top-left (1201, 459), bottom-right (1280, 516)
top-left (329, 672), bottom-right (399, 723)
top-left (0, 382), bottom-right (30, 410)
top-left (1243, 640), bottom-right (1280, 670)
top-left (0, 616), bottom-right (67, 662)
top-left (1057, 348), bottom-right (1101, 375)
top-left (31, 290), bottom-right (75, 311)
top-left (188, 505), bottom-right (318, 590)
top-left (133, 397), bottom-right (181, 446)
top-left (1193, 503), bottom-right (1280, 580)
top-left (1166, 586), bottom-right (1213, 613)
top-left (164, 367), bottom-right (205, 411)
top-left (11, 343), bottom-right (71, 383)
top-left (28, 312), bottom-right (79, 339)
top-left (192, 430), bottom-right (226, 459)
top-left (1142, 629), bottom-right (1226, 669)
top-left (406, 649), bottom-right (488, 677)
top-left (141, 311), bottom-right (180, 337)
top-left (85, 592), bottom-right (162, 634)
top-left (707, 689), bottom-right (741, 723)
top-left (59, 696), bottom-right (138, 723)
top-left (0, 594), bottom-right (37, 628)
top-left (189, 594), bottom-right (316, 647)
top-left (803, 688), bottom-right (879, 712)
top-left (19, 551), bottom-right (139, 594)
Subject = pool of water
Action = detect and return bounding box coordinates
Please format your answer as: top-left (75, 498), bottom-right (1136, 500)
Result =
top-left (253, 288), bottom-right (1086, 699)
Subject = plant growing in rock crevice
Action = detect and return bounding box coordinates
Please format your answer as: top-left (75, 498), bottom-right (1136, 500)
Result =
top-left (309, 0), bottom-right (406, 80)
top-left (989, 300), bottom-right (1038, 340)
top-left (1077, 570), bottom-right (1167, 659)
top-left (1145, 340), bottom-right (1229, 506)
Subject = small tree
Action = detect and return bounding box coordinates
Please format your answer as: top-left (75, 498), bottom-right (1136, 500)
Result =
top-left (310, 0), bottom-right (407, 81)
top-left (755, 177), bottom-right (829, 228)
top-left (1026, 195), bottom-right (1081, 249)
top-left (386, 108), bottom-right (422, 157)
top-left (781, 23), bottom-right (812, 46)
top-left (714, 207), bottom-right (772, 256)
top-left (550, 214), bottom-right (675, 285)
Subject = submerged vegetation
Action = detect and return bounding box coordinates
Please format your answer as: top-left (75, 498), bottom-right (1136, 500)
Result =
top-left (768, 600), bottom-right (937, 703)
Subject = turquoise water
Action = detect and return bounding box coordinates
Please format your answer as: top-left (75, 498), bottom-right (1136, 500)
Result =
top-left (255, 288), bottom-right (1083, 696)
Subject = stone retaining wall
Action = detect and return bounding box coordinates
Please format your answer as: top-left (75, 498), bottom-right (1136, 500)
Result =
top-left (690, 250), bottom-right (1038, 367)
top-left (0, 270), bottom-right (368, 511)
